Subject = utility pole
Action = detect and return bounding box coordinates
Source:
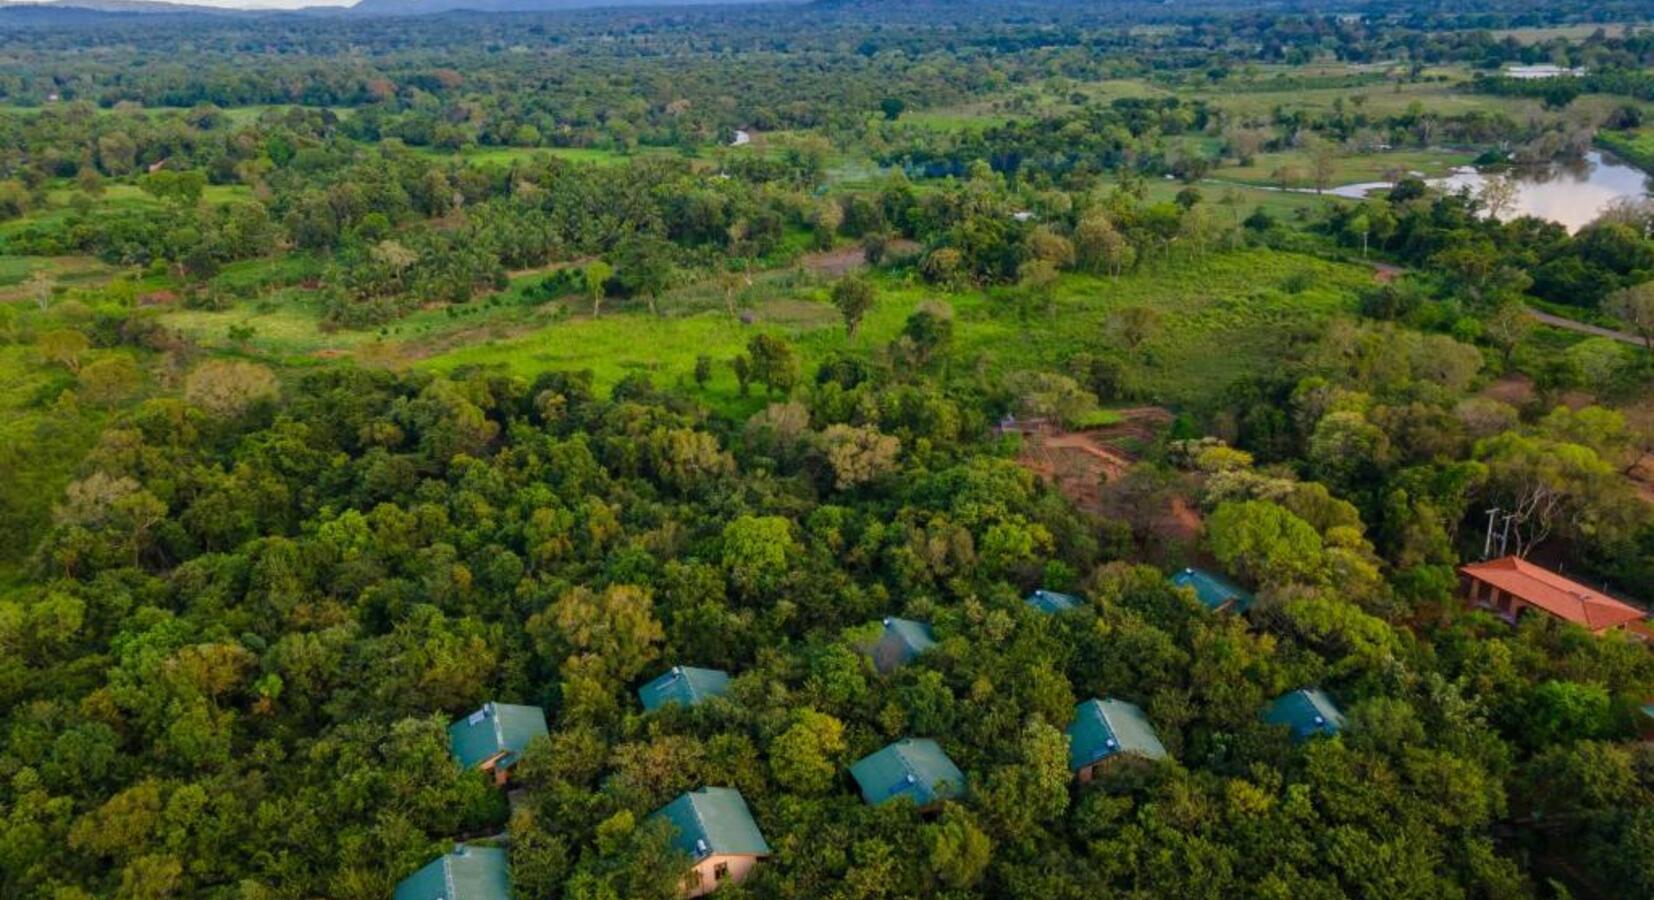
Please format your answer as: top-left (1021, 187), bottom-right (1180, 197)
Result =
top-left (1499, 513), bottom-right (1516, 558)
top-left (1483, 507), bottom-right (1500, 559)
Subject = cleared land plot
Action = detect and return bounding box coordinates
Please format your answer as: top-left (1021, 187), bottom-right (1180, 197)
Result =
top-left (416, 247), bottom-right (1369, 415)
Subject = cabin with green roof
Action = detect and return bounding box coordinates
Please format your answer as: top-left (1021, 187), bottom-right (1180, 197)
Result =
top-left (1170, 566), bottom-right (1254, 613)
top-left (848, 738), bottom-right (966, 810)
top-left (639, 666), bottom-right (731, 712)
top-left (448, 701), bottom-right (548, 786)
top-left (1263, 688), bottom-right (1346, 743)
top-left (1025, 589), bottom-right (1081, 614)
top-left (651, 787), bottom-right (771, 897)
top-left (870, 617), bottom-right (937, 674)
top-left (1067, 698), bottom-right (1168, 782)
top-left (394, 845), bottom-right (510, 900)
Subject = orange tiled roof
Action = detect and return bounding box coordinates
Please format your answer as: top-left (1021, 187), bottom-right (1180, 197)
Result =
top-left (1461, 556), bottom-right (1646, 631)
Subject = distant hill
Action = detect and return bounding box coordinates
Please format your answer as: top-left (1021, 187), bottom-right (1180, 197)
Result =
top-left (347, 0), bottom-right (785, 14)
top-left (0, 0), bottom-right (240, 14)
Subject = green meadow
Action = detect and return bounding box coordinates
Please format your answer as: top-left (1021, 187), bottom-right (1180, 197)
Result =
top-left (419, 247), bottom-right (1369, 415)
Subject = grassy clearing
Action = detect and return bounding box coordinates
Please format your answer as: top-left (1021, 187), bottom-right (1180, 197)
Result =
top-left (1128, 178), bottom-right (1339, 222)
top-left (903, 79), bottom-right (1168, 132)
top-left (1485, 23), bottom-right (1647, 43)
top-left (0, 256), bottom-right (114, 297)
top-left (901, 109), bottom-right (1014, 131)
top-left (2, 181), bottom-right (257, 243)
top-left (417, 247), bottom-right (1369, 414)
top-left (417, 144), bottom-right (684, 168)
top-left (1597, 128), bottom-right (1654, 171)
top-left (1216, 147), bottom-right (1476, 188)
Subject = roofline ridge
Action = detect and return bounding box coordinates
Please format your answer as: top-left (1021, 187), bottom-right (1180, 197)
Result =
top-left (684, 788), bottom-right (714, 854)
top-left (890, 740), bottom-right (935, 797)
top-left (489, 701), bottom-right (505, 748)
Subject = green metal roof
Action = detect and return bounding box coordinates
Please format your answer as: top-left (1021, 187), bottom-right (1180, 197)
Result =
top-left (848, 738), bottom-right (966, 807)
top-left (1170, 567), bottom-right (1254, 612)
top-left (1026, 589), bottom-right (1082, 614)
top-left (394, 845), bottom-right (511, 900)
top-left (448, 702), bottom-right (548, 771)
top-left (652, 787), bottom-right (772, 859)
top-left (1067, 698), bottom-right (1168, 770)
top-left (1263, 688), bottom-right (1346, 743)
top-left (638, 666), bottom-right (731, 712)
top-left (871, 617), bottom-right (937, 674)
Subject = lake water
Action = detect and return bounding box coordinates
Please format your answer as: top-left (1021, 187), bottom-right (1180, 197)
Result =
top-left (1333, 151), bottom-right (1652, 232)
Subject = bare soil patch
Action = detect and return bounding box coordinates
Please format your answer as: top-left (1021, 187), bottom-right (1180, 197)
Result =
top-left (1014, 406), bottom-right (1200, 544)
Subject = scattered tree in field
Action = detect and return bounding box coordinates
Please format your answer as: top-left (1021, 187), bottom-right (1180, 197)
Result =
top-left (1479, 172), bottom-right (1519, 221)
top-left (139, 169), bottom-right (207, 206)
top-left (831, 275), bottom-right (876, 339)
top-left (745, 333), bottom-right (799, 396)
top-left (1606, 282), bottom-right (1654, 352)
top-left (583, 260), bottom-right (612, 318)
top-left (1017, 258), bottom-right (1060, 316)
top-left (731, 353), bottom-right (753, 396)
top-left (616, 236), bottom-right (674, 316)
top-left (1107, 305), bottom-right (1161, 354)
top-left (30, 270), bottom-right (53, 311)
top-left (1484, 302), bottom-right (1535, 365)
top-left (1306, 137), bottom-right (1338, 193)
top-left (893, 301), bottom-right (954, 369)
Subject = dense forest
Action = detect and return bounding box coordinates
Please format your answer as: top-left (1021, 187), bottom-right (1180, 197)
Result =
top-left (3, 1), bottom-right (1654, 898)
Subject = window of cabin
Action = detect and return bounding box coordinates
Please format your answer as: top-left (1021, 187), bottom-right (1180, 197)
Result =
top-left (715, 861), bottom-right (730, 882)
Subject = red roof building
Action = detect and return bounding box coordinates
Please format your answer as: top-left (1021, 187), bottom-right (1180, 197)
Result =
top-left (1459, 556), bottom-right (1647, 635)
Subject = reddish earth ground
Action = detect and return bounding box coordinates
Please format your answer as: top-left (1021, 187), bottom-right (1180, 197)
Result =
top-left (1015, 407), bottom-right (1203, 545)
top-left (798, 239), bottom-right (920, 277)
top-left (1479, 373), bottom-right (1535, 407)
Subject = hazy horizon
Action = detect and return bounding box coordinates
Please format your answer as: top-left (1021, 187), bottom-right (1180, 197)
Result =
top-left (0, 0), bottom-right (776, 9)
top-left (0, 0), bottom-right (354, 7)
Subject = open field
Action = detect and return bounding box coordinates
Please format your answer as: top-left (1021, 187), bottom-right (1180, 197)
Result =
top-left (416, 144), bottom-right (686, 168)
top-left (1485, 23), bottom-right (1649, 43)
top-left (898, 65), bottom-right (1619, 136)
top-left (1, 180), bottom-right (257, 242)
top-left (415, 247), bottom-right (1368, 415)
top-left (1214, 147), bottom-right (1477, 188)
